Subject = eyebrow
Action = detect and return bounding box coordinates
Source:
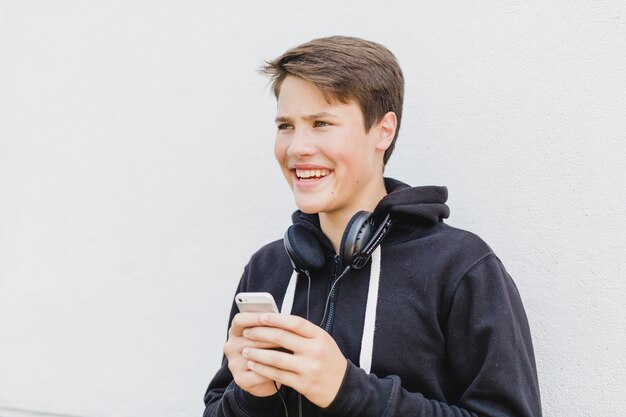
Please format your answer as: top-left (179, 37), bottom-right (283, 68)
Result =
top-left (274, 112), bottom-right (339, 123)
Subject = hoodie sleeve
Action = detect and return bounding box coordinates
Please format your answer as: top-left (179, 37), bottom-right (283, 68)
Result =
top-left (324, 255), bottom-right (542, 417)
top-left (202, 363), bottom-right (285, 417)
top-left (202, 265), bottom-right (285, 417)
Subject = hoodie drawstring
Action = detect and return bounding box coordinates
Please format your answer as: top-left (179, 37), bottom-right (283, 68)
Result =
top-left (359, 246), bottom-right (380, 374)
top-left (280, 246), bottom-right (381, 374)
top-left (281, 270), bottom-right (297, 316)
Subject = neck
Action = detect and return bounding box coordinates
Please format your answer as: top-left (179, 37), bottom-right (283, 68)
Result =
top-left (319, 178), bottom-right (387, 254)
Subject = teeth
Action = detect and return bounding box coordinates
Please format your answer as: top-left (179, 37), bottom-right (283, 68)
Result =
top-left (295, 169), bottom-right (330, 179)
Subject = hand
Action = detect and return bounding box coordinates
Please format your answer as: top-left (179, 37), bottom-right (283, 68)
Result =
top-left (224, 312), bottom-right (282, 397)
top-left (240, 313), bottom-right (348, 408)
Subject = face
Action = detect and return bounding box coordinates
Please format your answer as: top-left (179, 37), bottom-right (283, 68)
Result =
top-left (274, 76), bottom-right (392, 218)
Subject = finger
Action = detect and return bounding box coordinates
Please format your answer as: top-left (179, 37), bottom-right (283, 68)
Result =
top-left (236, 368), bottom-right (275, 388)
top-left (228, 355), bottom-right (273, 382)
top-left (226, 336), bottom-right (282, 359)
top-left (243, 347), bottom-right (301, 374)
top-left (242, 339), bottom-right (282, 350)
top-left (228, 312), bottom-right (265, 336)
top-left (243, 326), bottom-right (303, 353)
top-left (258, 313), bottom-right (320, 338)
top-left (246, 358), bottom-right (299, 391)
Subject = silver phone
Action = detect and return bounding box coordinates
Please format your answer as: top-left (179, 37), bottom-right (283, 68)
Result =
top-left (235, 292), bottom-right (279, 313)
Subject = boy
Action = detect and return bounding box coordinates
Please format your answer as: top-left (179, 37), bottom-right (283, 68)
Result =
top-left (203, 36), bottom-right (542, 417)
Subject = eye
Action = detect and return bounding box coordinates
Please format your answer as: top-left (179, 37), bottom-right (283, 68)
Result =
top-left (313, 121), bottom-right (330, 128)
top-left (277, 123), bottom-right (294, 131)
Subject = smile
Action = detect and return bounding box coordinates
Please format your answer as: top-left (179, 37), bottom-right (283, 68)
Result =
top-left (294, 169), bottom-right (331, 180)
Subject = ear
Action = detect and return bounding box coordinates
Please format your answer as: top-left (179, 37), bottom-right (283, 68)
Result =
top-left (375, 111), bottom-right (397, 151)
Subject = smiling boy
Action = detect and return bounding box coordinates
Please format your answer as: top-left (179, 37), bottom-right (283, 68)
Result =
top-left (203, 36), bottom-right (542, 417)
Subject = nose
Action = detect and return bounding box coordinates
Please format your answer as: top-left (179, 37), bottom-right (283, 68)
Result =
top-left (287, 128), bottom-right (315, 159)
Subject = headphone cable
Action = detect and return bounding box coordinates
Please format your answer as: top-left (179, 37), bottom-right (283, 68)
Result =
top-left (318, 266), bottom-right (351, 327)
top-left (273, 381), bottom-right (288, 417)
top-left (288, 265), bottom-right (349, 416)
top-left (303, 270), bottom-right (312, 321)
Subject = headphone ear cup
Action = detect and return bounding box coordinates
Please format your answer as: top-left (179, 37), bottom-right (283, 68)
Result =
top-left (284, 224), bottom-right (326, 273)
top-left (341, 211), bottom-right (375, 268)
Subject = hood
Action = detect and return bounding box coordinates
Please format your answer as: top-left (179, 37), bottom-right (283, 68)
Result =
top-left (291, 177), bottom-right (449, 234)
top-left (373, 177), bottom-right (449, 224)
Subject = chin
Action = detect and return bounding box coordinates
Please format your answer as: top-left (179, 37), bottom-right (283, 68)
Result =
top-left (294, 202), bottom-right (323, 214)
top-left (293, 196), bottom-right (328, 215)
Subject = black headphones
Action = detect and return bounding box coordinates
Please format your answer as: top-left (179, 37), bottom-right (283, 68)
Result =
top-left (284, 211), bottom-right (394, 274)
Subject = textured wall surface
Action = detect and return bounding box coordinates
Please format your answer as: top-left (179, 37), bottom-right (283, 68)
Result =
top-left (1, 1), bottom-right (625, 417)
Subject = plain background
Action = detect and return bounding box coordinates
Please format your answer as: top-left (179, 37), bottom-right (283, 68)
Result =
top-left (1, 1), bottom-right (625, 417)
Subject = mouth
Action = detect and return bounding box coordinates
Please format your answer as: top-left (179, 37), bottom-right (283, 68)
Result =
top-left (293, 168), bottom-right (331, 181)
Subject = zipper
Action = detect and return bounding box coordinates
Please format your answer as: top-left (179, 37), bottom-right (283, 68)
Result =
top-left (323, 255), bottom-right (341, 332)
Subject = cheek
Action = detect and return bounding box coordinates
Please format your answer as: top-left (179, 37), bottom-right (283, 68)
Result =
top-left (334, 147), bottom-right (358, 171)
top-left (274, 137), bottom-right (287, 162)
top-left (274, 138), bottom-right (293, 184)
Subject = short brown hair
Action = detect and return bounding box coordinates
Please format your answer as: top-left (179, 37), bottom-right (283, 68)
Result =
top-left (261, 36), bottom-right (404, 165)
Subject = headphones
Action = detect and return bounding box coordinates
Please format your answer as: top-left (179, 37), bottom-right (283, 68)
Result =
top-left (284, 211), bottom-right (394, 274)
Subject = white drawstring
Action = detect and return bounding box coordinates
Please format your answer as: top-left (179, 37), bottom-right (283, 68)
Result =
top-left (280, 246), bottom-right (381, 374)
top-left (359, 246), bottom-right (380, 374)
top-left (280, 270), bottom-right (298, 314)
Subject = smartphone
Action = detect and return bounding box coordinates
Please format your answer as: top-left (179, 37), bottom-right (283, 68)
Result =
top-left (235, 292), bottom-right (279, 313)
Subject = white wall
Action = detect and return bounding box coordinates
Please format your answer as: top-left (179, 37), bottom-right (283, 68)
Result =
top-left (0, 1), bottom-right (624, 417)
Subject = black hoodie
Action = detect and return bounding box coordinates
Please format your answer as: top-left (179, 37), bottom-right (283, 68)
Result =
top-left (203, 178), bottom-right (542, 417)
